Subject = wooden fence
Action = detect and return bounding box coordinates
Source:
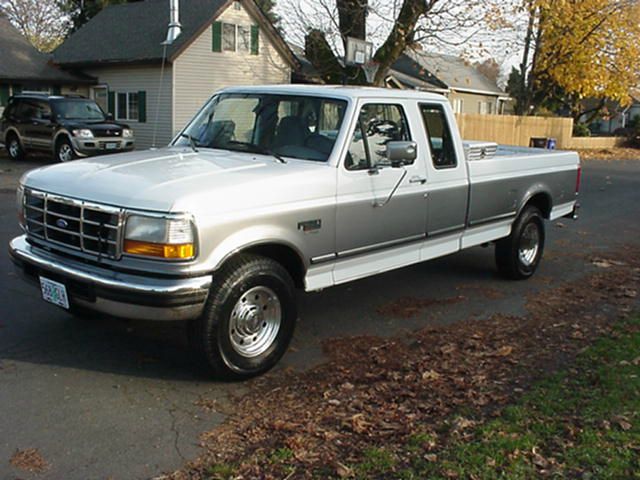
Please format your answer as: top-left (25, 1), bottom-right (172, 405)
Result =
top-left (455, 113), bottom-right (574, 148)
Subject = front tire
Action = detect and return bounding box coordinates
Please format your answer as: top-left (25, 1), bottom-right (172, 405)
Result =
top-left (495, 206), bottom-right (545, 280)
top-left (6, 134), bottom-right (25, 161)
top-left (189, 254), bottom-right (297, 379)
top-left (56, 137), bottom-right (77, 163)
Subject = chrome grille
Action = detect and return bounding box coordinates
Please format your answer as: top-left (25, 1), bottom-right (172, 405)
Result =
top-left (24, 189), bottom-right (123, 259)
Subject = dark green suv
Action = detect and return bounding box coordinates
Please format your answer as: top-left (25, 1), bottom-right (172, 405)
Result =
top-left (1, 93), bottom-right (135, 162)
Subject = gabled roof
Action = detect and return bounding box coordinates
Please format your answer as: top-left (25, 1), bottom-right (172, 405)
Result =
top-left (53, 0), bottom-right (296, 68)
top-left (393, 50), bottom-right (505, 96)
top-left (0, 16), bottom-right (93, 84)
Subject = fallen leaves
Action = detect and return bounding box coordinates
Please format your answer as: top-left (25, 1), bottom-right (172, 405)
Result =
top-left (495, 346), bottom-right (514, 357)
top-left (376, 296), bottom-right (464, 319)
top-left (421, 370), bottom-right (441, 381)
top-left (10, 448), bottom-right (49, 473)
top-left (170, 247), bottom-right (640, 480)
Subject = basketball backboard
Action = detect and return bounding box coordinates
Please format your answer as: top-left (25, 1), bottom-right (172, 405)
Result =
top-left (345, 36), bottom-right (373, 66)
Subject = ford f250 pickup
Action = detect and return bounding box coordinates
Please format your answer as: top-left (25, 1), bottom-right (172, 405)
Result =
top-left (9, 85), bottom-right (580, 378)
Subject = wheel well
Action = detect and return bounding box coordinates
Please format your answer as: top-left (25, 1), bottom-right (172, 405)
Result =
top-left (55, 134), bottom-right (70, 147)
top-left (5, 129), bottom-right (19, 144)
top-left (525, 193), bottom-right (552, 219)
top-left (229, 243), bottom-right (306, 289)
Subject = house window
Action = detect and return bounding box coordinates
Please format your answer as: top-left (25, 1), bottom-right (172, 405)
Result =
top-left (452, 98), bottom-right (464, 114)
top-left (478, 101), bottom-right (493, 115)
top-left (238, 26), bottom-right (251, 52)
top-left (212, 21), bottom-right (259, 54)
top-left (223, 23), bottom-right (236, 51)
top-left (116, 92), bottom-right (139, 121)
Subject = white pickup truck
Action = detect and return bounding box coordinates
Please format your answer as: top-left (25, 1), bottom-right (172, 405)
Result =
top-left (10, 85), bottom-right (580, 377)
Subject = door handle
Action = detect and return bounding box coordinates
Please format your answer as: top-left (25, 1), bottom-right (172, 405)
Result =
top-left (409, 176), bottom-right (427, 184)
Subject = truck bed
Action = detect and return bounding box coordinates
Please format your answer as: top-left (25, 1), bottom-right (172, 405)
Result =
top-left (464, 143), bottom-right (580, 228)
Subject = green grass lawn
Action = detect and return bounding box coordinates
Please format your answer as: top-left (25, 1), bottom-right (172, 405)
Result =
top-left (398, 317), bottom-right (640, 480)
top-left (200, 317), bottom-right (640, 479)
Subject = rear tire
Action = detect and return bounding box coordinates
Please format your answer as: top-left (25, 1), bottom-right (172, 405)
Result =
top-left (495, 206), bottom-right (545, 280)
top-left (56, 137), bottom-right (76, 163)
top-left (189, 254), bottom-right (297, 379)
top-left (6, 134), bottom-right (25, 161)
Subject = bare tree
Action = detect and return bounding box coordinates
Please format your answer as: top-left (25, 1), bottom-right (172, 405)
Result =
top-left (1, 0), bottom-right (70, 52)
top-left (279, 0), bottom-right (510, 86)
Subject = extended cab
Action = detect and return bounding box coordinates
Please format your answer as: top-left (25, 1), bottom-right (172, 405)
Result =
top-left (9, 85), bottom-right (580, 378)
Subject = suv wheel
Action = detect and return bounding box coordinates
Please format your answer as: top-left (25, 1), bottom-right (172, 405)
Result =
top-left (56, 137), bottom-right (76, 162)
top-left (189, 254), bottom-right (297, 379)
top-left (7, 134), bottom-right (24, 161)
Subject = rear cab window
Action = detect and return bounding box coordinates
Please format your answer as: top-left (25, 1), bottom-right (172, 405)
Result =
top-left (419, 103), bottom-right (457, 169)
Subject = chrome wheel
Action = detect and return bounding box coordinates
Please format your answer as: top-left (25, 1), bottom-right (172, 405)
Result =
top-left (518, 222), bottom-right (540, 267)
top-left (58, 143), bottom-right (74, 162)
top-left (229, 286), bottom-right (281, 358)
top-left (8, 139), bottom-right (20, 159)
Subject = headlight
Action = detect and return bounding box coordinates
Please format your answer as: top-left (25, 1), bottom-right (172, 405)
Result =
top-left (123, 215), bottom-right (195, 260)
top-left (16, 184), bottom-right (25, 229)
top-left (122, 129), bottom-right (133, 138)
top-left (73, 129), bottom-right (94, 139)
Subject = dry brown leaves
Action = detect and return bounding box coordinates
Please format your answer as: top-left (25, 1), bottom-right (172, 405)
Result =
top-left (376, 296), bottom-right (465, 319)
top-left (171, 246), bottom-right (640, 479)
top-left (10, 448), bottom-right (49, 473)
top-left (577, 148), bottom-right (640, 161)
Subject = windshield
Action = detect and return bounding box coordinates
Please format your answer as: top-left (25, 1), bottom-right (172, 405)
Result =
top-left (52, 100), bottom-right (106, 122)
top-left (174, 93), bottom-right (349, 162)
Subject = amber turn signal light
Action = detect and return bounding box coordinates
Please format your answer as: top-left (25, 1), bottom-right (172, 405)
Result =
top-left (123, 240), bottom-right (194, 259)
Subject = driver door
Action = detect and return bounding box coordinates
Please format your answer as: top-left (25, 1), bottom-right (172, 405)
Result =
top-left (335, 100), bottom-right (428, 272)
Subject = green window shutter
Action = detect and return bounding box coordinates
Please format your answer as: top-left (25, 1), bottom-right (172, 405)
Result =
top-left (250, 25), bottom-right (259, 55)
top-left (108, 91), bottom-right (115, 115)
top-left (212, 21), bottom-right (222, 52)
top-left (13, 84), bottom-right (22, 95)
top-left (52, 85), bottom-right (61, 95)
top-left (137, 90), bottom-right (146, 123)
top-left (0, 84), bottom-right (9, 107)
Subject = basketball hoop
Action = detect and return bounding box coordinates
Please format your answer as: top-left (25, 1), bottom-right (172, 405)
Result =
top-left (362, 61), bottom-right (380, 84)
top-left (345, 36), bottom-right (373, 66)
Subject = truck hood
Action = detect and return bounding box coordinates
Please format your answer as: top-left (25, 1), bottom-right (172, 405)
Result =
top-left (22, 147), bottom-right (330, 213)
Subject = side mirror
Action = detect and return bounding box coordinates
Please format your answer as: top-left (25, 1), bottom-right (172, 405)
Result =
top-left (41, 112), bottom-right (52, 121)
top-left (106, 113), bottom-right (114, 121)
top-left (387, 140), bottom-right (417, 167)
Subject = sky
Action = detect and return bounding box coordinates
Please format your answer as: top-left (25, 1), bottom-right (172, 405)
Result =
top-left (273, 0), bottom-right (526, 86)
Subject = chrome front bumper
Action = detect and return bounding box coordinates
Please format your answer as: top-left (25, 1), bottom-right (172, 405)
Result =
top-left (9, 235), bottom-right (211, 321)
top-left (72, 136), bottom-right (135, 156)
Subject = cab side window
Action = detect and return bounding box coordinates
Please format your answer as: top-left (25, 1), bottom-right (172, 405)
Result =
top-left (346, 103), bottom-right (411, 171)
top-left (420, 104), bottom-right (457, 169)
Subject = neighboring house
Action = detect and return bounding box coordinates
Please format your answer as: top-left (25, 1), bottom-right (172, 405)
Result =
top-left (388, 51), bottom-right (511, 115)
top-left (52, 0), bottom-right (296, 149)
top-left (0, 15), bottom-right (93, 115)
top-left (290, 45), bottom-right (510, 115)
top-left (589, 89), bottom-right (640, 134)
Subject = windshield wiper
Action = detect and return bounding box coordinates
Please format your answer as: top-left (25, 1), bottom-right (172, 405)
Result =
top-left (179, 133), bottom-right (199, 153)
top-left (225, 141), bottom-right (286, 164)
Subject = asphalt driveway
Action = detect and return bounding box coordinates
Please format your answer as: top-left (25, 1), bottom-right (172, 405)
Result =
top-left (1, 152), bottom-right (639, 479)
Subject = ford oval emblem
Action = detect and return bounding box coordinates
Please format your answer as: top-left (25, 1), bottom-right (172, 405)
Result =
top-left (56, 218), bottom-right (69, 229)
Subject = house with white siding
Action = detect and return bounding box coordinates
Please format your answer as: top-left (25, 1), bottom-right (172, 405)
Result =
top-left (52, 0), bottom-right (296, 149)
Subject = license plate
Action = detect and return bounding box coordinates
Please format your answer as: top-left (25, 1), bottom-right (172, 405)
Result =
top-left (105, 142), bottom-right (118, 150)
top-left (39, 277), bottom-right (70, 310)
